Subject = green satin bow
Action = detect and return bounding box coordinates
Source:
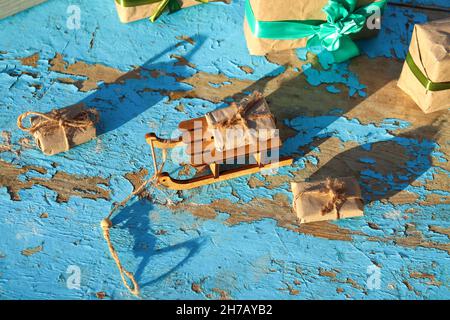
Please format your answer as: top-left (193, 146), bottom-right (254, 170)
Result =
top-left (246, 0), bottom-right (387, 63)
top-left (116, 0), bottom-right (208, 22)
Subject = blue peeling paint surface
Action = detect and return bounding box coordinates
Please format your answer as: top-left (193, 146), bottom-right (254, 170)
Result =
top-left (0, 0), bottom-right (449, 300)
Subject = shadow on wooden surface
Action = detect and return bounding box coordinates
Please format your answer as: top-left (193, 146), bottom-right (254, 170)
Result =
top-left (309, 120), bottom-right (446, 203)
top-left (218, 55), bottom-right (400, 157)
top-left (111, 200), bottom-right (206, 288)
top-left (74, 35), bottom-right (207, 136)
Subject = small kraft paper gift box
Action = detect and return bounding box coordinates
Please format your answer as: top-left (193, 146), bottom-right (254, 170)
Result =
top-left (205, 91), bottom-right (278, 152)
top-left (397, 18), bottom-right (450, 114)
top-left (292, 177), bottom-right (364, 224)
top-left (244, 0), bottom-right (387, 63)
top-left (17, 104), bottom-right (99, 156)
top-left (0, 0), bottom-right (47, 20)
top-left (115, 0), bottom-right (216, 23)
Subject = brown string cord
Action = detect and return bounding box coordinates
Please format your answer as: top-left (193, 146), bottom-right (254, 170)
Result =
top-left (17, 109), bottom-right (99, 151)
top-left (100, 143), bottom-right (166, 297)
top-left (212, 91), bottom-right (275, 130)
top-left (293, 178), bottom-right (348, 219)
top-left (320, 178), bottom-right (347, 218)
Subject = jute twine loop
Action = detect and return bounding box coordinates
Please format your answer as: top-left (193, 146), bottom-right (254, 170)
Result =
top-left (101, 217), bottom-right (140, 296)
top-left (17, 109), bottom-right (99, 152)
top-left (212, 91), bottom-right (275, 131)
top-left (101, 141), bottom-right (166, 297)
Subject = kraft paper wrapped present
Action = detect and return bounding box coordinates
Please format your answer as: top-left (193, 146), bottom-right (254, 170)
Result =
top-left (17, 104), bottom-right (99, 156)
top-left (205, 91), bottom-right (278, 152)
top-left (0, 0), bottom-right (47, 20)
top-left (115, 0), bottom-right (217, 23)
top-left (397, 18), bottom-right (450, 114)
top-left (292, 177), bottom-right (364, 224)
top-left (244, 0), bottom-right (387, 62)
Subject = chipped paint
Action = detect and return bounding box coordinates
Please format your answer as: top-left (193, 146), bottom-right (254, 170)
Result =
top-left (21, 244), bottom-right (43, 257)
top-left (0, 0), bottom-right (448, 300)
top-left (0, 160), bottom-right (110, 202)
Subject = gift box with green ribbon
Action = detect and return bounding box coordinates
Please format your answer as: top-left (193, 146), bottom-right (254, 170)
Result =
top-left (397, 18), bottom-right (450, 114)
top-left (244, 0), bottom-right (387, 63)
top-left (115, 0), bottom-right (212, 23)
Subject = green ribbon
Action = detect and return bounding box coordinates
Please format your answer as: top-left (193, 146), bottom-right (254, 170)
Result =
top-left (246, 0), bottom-right (387, 63)
top-left (405, 52), bottom-right (450, 92)
top-left (116, 0), bottom-right (208, 22)
top-left (116, 0), bottom-right (161, 6)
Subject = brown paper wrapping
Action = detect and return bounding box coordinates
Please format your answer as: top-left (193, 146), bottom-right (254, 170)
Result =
top-left (397, 18), bottom-right (450, 113)
top-left (205, 92), bottom-right (277, 152)
top-left (22, 104), bottom-right (98, 156)
top-left (115, 0), bottom-right (216, 23)
top-left (244, 0), bottom-right (380, 55)
top-left (291, 177), bottom-right (364, 224)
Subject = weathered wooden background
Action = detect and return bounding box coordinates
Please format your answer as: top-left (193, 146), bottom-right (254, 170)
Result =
top-left (0, 0), bottom-right (449, 299)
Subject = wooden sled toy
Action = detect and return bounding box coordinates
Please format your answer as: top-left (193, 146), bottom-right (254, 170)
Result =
top-left (145, 92), bottom-right (293, 190)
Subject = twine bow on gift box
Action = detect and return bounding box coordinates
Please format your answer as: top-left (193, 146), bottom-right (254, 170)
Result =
top-left (17, 109), bottom-right (99, 152)
top-left (319, 178), bottom-right (348, 218)
top-left (293, 178), bottom-right (362, 220)
top-left (246, 0), bottom-right (387, 63)
top-left (116, 0), bottom-right (208, 22)
top-left (210, 91), bottom-right (275, 131)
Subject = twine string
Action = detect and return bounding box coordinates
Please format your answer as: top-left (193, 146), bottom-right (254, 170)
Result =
top-left (17, 109), bottom-right (99, 151)
top-left (212, 91), bottom-right (275, 131)
top-left (319, 178), bottom-right (347, 219)
top-left (293, 178), bottom-right (349, 219)
top-left (100, 141), bottom-right (166, 297)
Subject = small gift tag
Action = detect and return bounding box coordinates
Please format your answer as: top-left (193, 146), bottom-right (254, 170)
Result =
top-left (17, 104), bottom-right (99, 156)
top-left (291, 177), bottom-right (364, 224)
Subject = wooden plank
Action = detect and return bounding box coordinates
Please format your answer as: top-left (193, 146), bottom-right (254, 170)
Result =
top-left (0, 0), bottom-right (449, 300)
top-left (0, 0), bottom-right (47, 19)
